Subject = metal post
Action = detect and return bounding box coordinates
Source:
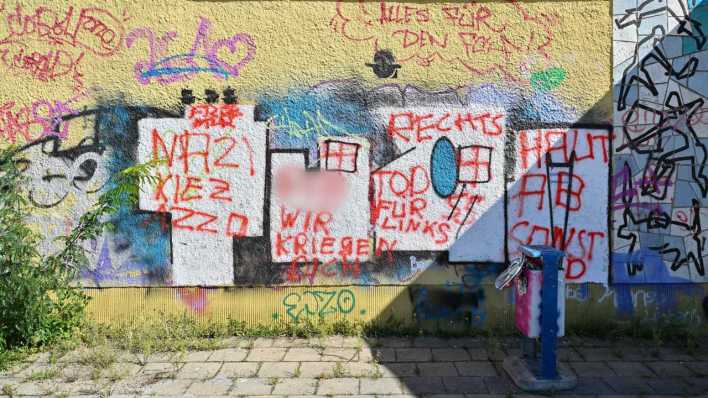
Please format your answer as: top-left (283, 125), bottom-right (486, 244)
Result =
top-left (539, 250), bottom-right (562, 379)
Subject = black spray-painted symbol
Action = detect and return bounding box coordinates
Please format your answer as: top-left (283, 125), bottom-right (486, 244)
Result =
top-left (366, 50), bottom-right (400, 78)
top-left (181, 89), bottom-right (196, 105)
top-left (204, 89), bottom-right (220, 104)
top-left (223, 87), bottom-right (237, 104)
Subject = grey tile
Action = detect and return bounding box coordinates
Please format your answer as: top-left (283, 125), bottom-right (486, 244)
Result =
top-left (657, 348), bottom-right (695, 361)
top-left (442, 376), bottom-right (488, 394)
top-left (181, 351), bottom-right (212, 362)
top-left (379, 362), bottom-right (417, 377)
top-left (685, 361), bottom-right (708, 376)
top-left (283, 348), bottom-right (322, 362)
top-left (397, 348), bottom-right (433, 362)
top-left (246, 348), bottom-right (286, 362)
top-left (448, 337), bottom-right (484, 348)
top-left (400, 376), bottom-right (444, 394)
top-left (455, 361), bottom-right (498, 377)
top-left (257, 362), bottom-right (298, 378)
top-left (578, 348), bottom-right (620, 361)
top-left (417, 362), bottom-right (458, 377)
top-left (373, 348), bottom-right (397, 362)
top-left (317, 378), bottom-right (359, 395)
top-left (360, 377), bottom-right (402, 394)
top-left (607, 361), bottom-right (655, 377)
top-left (603, 376), bottom-right (655, 394)
top-left (298, 362), bottom-right (335, 378)
top-left (186, 378), bottom-right (232, 395)
top-left (207, 348), bottom-right (248, 362)
top-left (646, 378), bottom-right (692, 395)
top-left (142, 379), bottom-right (192, 395)
top-left (342, 362), bottom-right (378, 377)
top-left (321, 348), bottom-right (357, 361)
top-left (682, 376), bottom-right (708, 395)
top-left (217, 362), bottom-right (259, 378)
top-left (378, 337), bottom-right (413, 348)
top-left (433, 349), bottom-right (471, 362)
top-left (483, 375), bottom-right (520, 394)
top-left (252, 338), bottom-right (274, 347)
top-left (176, 362), bottom-right (221, 379)
top-left (271, 377), bottom-right (317, 395)
top-left (646, 361), bottom-right (695, 377)
top-left (414, 337), bottom-right (450, 348)
top-left (570, 361), bottom-right (616, 377)
top-left (467, 348), bottom-right (489, 361)
top-left (230, 378), bottom-right (273, 395)
top-left (558, 347), bottom-right (584, 362)
top-left (572, 377), bottom-right (616, 395)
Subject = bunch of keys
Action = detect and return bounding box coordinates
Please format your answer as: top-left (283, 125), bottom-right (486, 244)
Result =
top-left (495, 255), bottom-right (527, 290)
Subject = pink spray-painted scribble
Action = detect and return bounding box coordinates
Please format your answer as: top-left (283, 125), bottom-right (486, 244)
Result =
top-left (126, 17), bottom-right (256, 85)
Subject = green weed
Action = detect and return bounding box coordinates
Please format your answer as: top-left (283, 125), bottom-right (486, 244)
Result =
top-left (371, 364), bottom-right (383, 379)
top-left (78, 345), bottom-right (116, 369)
top-left (331, 362), bottom-right (345, 378)
top-left (26, 367), bottom-right (60, 381)
top-left (105, 366), bottom-right (127, 382)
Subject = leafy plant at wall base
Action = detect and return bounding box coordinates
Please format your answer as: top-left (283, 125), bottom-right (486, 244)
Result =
top-left (0, 146), bottom-right (158, 367)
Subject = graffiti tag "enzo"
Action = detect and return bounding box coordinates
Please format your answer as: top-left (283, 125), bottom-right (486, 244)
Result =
top-left (281, 289), bottom-right (357, 322)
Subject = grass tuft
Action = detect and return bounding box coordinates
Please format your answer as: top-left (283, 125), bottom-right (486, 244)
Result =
top-left (26, 367), bottom-right (60, 381)
top-left (331, 362), bottom-right (345, 378)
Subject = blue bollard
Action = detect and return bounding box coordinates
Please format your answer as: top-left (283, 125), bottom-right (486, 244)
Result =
top-left (537, 246), bottom-right (562, 380)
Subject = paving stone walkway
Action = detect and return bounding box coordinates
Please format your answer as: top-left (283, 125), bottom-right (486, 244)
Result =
top-left (1, 336), bottom-right (707, 397)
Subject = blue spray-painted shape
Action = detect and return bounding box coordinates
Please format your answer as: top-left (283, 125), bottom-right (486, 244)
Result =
top-left (683, 2), bottom-right (708, 53)
top-left (430, 137), bottom-right (458, 197)
top-left (257, 87), bottom-right (375, 161)
top-left (96, 106), bottom-right (172, 283)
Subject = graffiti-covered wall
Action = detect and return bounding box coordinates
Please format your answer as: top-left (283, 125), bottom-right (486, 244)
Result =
top-left (612, 0), bottom-right (708, 284)
top-left (3, 0), bottom-right (706, 326)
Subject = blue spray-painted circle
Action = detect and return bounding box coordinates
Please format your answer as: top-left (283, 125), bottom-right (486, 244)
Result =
top-left (430, 137), bottom-right (458, 198)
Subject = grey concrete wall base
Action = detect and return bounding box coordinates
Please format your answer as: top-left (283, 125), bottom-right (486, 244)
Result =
top-left (503, 355), bottom-right (577, 391)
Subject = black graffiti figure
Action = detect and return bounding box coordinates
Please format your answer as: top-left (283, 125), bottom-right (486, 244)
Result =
top-left (617, 162), bottom-right (706, 277)
top-left (616, 0), bottom-right (705, 110)
top-left (366, 50), bottom-right (400, 78)
top-left (621, 93), bottom-right (708, 198)
top-left (615, 0), bottom-right (706, 47)
top-left (646, 94), bottom-right (708, 197)
top-left (616, 26), bottom-right (699, 112)
top-left (651, 200), bottom-right (706, 276)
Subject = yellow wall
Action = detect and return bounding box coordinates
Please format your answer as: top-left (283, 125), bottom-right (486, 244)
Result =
top-left (1, 0), bottom-right (610, 117)
top-left (11, 1), bottom-right (705, 330)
